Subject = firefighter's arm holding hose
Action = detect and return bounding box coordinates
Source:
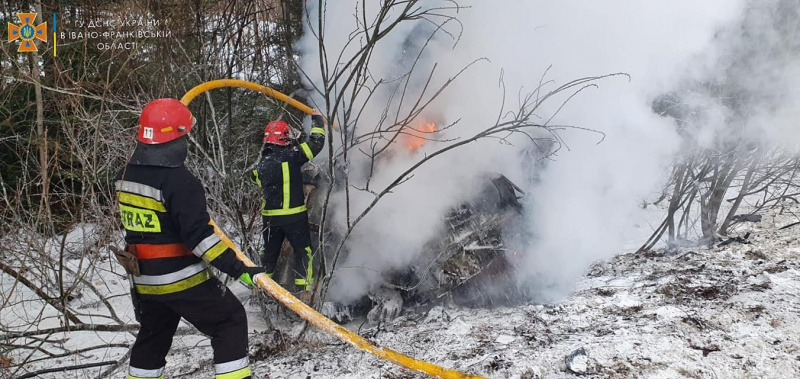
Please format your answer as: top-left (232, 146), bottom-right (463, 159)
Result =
top-left (295, 109), bottom-right (326, 161)
top-left (165, 167), bottom-right (264, 284)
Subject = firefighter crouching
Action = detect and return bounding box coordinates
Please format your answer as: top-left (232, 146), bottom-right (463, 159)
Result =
top-left (250, 109), bottom-right (326, 299)
top-left (115, 98), bottom-right (265, 379)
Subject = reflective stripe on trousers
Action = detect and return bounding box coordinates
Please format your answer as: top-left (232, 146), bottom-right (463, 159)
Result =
top-left (294, 246), bottom-right (314, 291)
top-left (128, 366), bottom-right (164, 379)
top-left (215, 357), bottom-right (251, 379)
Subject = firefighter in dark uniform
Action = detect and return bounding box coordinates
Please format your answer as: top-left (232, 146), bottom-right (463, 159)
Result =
top-left (250, 109), bottom-right (326, 296)
top-left (116, 98), bottom-right (264, 379)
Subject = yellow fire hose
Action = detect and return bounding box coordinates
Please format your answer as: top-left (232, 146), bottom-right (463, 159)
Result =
top-left (191, 79), bottom-right (483, 379)
top-left (208, 220), bottom-right (483, 379)
top-left (180, 79), bottom-right (338, 130)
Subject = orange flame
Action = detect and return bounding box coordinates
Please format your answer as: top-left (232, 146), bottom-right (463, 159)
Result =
top-left (404, 119), bottom-right (436, 151)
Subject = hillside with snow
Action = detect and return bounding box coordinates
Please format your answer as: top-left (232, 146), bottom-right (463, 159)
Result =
top-left (3, 1), bottom-right (800, 378)
top-left (4, 204), bottom-right (797, 379)
top-left (245, 207), bottom-right (800, 379)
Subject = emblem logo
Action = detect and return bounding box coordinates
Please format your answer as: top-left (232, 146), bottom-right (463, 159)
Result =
top-left (7, 12), bottom-right (48, 52)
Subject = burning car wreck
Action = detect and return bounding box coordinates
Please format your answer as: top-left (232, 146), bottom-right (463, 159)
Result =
top-left (267, 163), bottom-right (529, 325)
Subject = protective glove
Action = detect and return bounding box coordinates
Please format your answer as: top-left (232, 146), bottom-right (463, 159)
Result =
top-left (238, 266), bottom-right (266, 287)
top-left (311, 114), bottom-right (324, 127)
top-left (311, 109), bottom-right (324, 127)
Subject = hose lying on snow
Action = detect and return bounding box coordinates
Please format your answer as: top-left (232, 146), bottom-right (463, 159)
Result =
top-left (208, 219), bottom-right (483, 379)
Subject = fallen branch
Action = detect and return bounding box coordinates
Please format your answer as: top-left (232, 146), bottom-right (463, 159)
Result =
top-left (15, 343), bottom-right (129, 365)
top-left (1, 324), bottom-right (203, 341)
top-left (779, 221), bottom-right (800, 230)
top-left (94, 347), bottom-right (132, 379)
top-left (16, 360), bottom-right (119, 379)
top-left (0, 324), bottom-right (138, 341)
top-left (0, 261), bottom-right (82, 325)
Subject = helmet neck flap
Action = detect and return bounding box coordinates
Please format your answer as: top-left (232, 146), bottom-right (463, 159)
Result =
top-left (129, 136), bottom-right (188, 168)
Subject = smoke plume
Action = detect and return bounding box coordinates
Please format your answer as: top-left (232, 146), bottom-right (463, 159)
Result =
top-left (297, 0), bottom-right (800, 302)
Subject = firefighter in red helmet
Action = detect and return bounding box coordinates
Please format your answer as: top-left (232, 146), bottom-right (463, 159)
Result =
top-left (115, 98), bottom-right (264, 379)
top-left (250, 109), bottom-right (326, 299)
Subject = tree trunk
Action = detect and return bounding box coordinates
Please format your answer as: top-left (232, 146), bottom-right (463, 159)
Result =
top-left (701, 156), bottom-right (739, 243)
top-left (719, 154), bottom-right (759, 235)
top-left (30, 0), bottom-right (49, 224)
top-left (667, 164), bottom-right (687, 244)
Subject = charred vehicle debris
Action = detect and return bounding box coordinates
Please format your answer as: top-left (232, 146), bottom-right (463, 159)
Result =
top-left (260, 159), bottom-right (530, 324)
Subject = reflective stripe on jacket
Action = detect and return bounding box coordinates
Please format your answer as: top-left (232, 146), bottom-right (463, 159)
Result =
top-left (253, 117), bottom-right (325, 221)
top-left (115, 164), bottom-right (250, 297)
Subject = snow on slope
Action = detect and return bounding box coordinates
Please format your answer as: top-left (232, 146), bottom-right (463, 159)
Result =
top-left (174, 207), bottom-right (799, 379)
top-left (4, 205), bottom-right (799, 378)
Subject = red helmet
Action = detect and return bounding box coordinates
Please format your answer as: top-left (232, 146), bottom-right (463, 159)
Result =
top-left (138, 98), bottom-right (194, 144)
top-left (264, 120), bottom-right (291, 145)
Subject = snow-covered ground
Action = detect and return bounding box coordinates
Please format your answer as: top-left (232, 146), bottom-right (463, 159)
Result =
top-left (3, 207), bottom-right (799, 378)
top-left (242, 212), bottom-right (799, 379)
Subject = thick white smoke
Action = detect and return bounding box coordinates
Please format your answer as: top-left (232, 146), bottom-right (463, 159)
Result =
top-left (687, 1), bottom-right (800, 152)
top-left (296, 1), bottom-right (760, 302)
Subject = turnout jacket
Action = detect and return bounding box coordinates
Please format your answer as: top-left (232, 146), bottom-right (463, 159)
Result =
top-left (115, 164), bottom-right (251, 298)
top-left (251, 116), bottom-right (326, 225)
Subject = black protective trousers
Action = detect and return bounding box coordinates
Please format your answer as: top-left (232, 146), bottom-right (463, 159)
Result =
top-left (260, 215), bottom-right (314, 289)
top-left (129, 280), bottom-right (248, 372)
